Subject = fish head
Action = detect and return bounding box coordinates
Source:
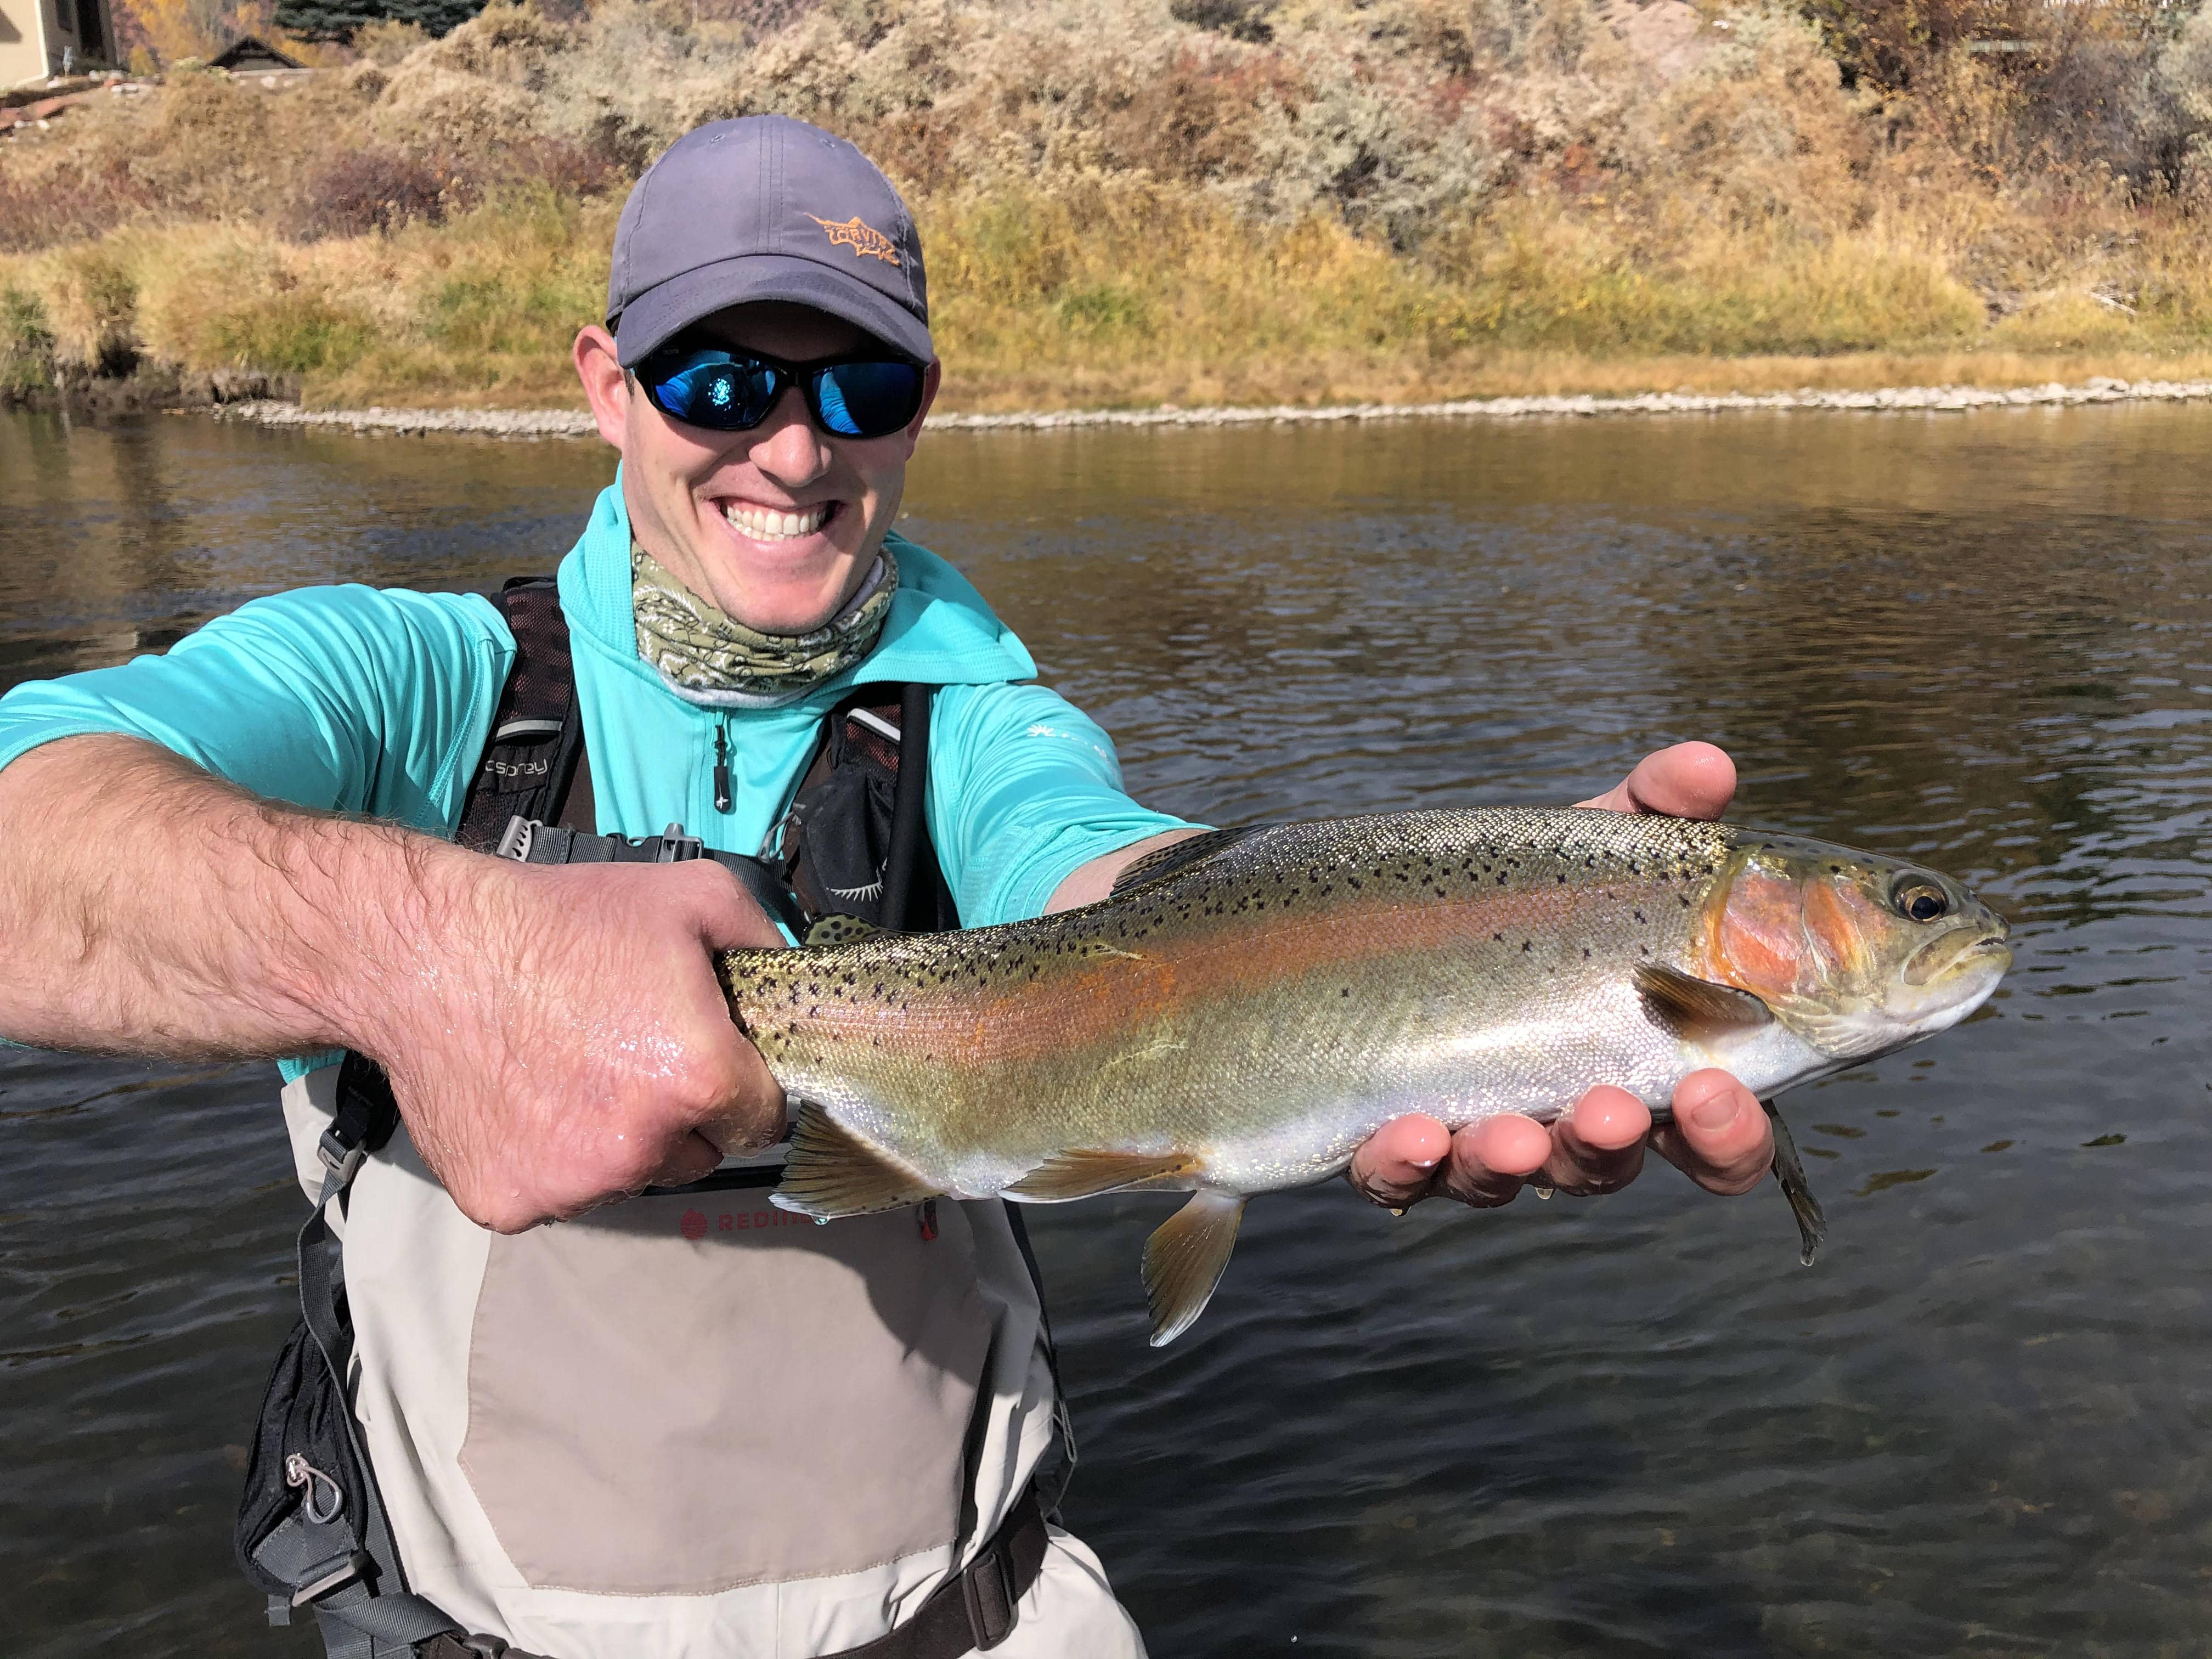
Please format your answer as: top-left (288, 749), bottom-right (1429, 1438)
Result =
top-left (1697, 832), bottom-right (2012, 1061)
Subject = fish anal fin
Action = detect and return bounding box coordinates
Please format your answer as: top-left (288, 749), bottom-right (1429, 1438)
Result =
top-left (770, 1101), bottom-right (939, 1220)
top-left (1634, 962), bottom-right (1773, 1041)
top-left (1109, 827), bottom-right (1263, 897)
top-left (1140, 1190), bottom-right (1246, 1347)
top-left (1005, 1149), bottom-right (1197, 1201)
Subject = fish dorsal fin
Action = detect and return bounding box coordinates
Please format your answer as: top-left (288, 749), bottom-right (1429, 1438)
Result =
top-left (770, 1101), bottom-right (940, 1220)
top-left (1634, 963), bottom-right (1773, 1041)
top-left (1109, 827), bottom-right (1263, 897)
top-left (803, 914), bottom-right (883, 948)
top-left (1140, 1190), bottom-right (1246, 1346)
top-left (1005, 1149), bottom-right (1196, 1202)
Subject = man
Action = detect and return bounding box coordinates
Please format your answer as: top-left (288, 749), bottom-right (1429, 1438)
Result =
top-left (0, 117), bottom-right (1773, 1656)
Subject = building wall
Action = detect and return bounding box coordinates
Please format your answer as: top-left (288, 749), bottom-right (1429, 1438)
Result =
top-left (0, 0), bottom-right (51, 88)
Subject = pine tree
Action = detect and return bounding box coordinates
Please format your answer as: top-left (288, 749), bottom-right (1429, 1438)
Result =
top-left (272, 0), bottom-right (487, 41)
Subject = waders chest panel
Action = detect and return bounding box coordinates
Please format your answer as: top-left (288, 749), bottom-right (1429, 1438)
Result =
top-left (460, 1195), bottom-right (995, 1594)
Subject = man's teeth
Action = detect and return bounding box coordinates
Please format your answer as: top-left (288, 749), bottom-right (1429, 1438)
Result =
top-left (724, 503), bottom-right (830, 540)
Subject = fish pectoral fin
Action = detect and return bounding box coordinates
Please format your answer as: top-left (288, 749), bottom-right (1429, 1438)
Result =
top-left (1005, 1149), bottom-right (1198, 1201)
top-left (1634, 962), bottom-right (1774, 1041)
top-left (770, 1101), bottom-right (941, 1220)
top-left (1140, 1190), bottom-right (1246, 1347)
top-left (1762, 1098), bottom-right (1827, 1267)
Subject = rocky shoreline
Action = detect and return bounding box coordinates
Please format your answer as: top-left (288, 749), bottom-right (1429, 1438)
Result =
top-left (201, 376), bottom-right (2212, 440)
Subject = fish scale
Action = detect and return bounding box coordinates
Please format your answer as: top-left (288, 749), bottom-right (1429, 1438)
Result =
top-left (719, 808), bottom-right (2011, 1344)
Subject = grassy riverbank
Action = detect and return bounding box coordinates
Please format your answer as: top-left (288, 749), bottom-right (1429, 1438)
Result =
top-left (5, 0), bottom-right (2212, 412)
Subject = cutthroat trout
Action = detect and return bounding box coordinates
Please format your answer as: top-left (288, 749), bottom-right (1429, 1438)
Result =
top-left (719, 809), bottom-right (2011, 1344)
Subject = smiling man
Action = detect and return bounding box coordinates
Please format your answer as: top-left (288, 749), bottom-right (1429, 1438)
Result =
top-left (0, 117), bottom-right (1772, 1658)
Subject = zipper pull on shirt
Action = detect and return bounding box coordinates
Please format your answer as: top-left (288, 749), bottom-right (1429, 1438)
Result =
top-left (713, 720), bottom-right (733, 814)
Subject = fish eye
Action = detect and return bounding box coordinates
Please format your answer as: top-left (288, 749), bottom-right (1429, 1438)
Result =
top-left (1892, 879), bottom-right (1950, 923)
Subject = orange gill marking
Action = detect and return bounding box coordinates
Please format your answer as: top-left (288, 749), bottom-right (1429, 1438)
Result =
top-left (805, 214), bottom-right (901, 266)
top-left (1799, 877), bottom-right (1879, 987)
top-left (1701, 859), bottom-right (1807, 1005)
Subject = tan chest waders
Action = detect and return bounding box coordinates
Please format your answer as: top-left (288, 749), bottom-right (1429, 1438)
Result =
top-left (235, 577), bottom-right (1071, 1658)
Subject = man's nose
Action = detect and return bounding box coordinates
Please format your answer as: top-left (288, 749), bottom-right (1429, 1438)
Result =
top-left (747, 388), bottom-right (832, 487)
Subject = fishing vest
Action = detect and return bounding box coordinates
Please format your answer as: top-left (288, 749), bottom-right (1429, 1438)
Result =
top-left (238, 577), bottom-right (1071, 1659)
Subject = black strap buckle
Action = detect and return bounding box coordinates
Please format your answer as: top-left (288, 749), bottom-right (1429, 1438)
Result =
top-left (290, 1548), bottom-right (372, 1607)
top-left (315, 1126), bottom-right (366, 1186)
top-left (961, 1534), bottom-right (1019, 1650)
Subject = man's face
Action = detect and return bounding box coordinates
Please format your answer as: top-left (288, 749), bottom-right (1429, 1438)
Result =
top-left (576, 302), bottom-right (939, 635)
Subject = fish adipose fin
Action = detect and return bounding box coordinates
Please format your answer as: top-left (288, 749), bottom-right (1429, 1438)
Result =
top-left (1762, 1098), bottom-right (1827, 1266)
top-left (803, 915), bottom-right (884, 948)
top-left (1634, 963), bottom-right (1773, 1041)
top-left (1006, 1149), bottom-right (1197, 1201)
top-left (771, 1101), bottom-right (941, 1220)
top-left (1109, 828), bottom-right (1265, 897)
top-left (1141, 1190), bottom-right (1246, 1347)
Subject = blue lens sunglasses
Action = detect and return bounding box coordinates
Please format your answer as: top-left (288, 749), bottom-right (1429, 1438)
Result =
top-left (635, 343), bottom-right (928, 441)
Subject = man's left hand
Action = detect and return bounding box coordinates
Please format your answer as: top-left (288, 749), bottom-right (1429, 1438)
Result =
top-left (1346, 741), bottom-right (1776, 1212)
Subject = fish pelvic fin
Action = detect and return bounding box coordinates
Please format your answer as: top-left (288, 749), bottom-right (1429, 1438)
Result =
top-left (1005, 1149), bottom-right (1198, 1202)
top-left (1762, 1098), bottom-right (1828, 1266)
top-left (1141, 1190), bottom-right (1246, 1347)
top-left (770, 1101), bottom-right (941, 1220)
top-left (1634, 962), bottom-right (1773, 1042)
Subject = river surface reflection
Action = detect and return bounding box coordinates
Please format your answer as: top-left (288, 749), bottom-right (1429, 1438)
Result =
top-left (3, 404), bottom-right (2210, 1656)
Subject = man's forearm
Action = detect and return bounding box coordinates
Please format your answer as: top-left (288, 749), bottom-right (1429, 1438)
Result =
top-left (0, 733), bottom-right (474, 1060)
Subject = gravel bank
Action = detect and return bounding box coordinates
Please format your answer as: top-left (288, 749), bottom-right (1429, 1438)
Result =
top-left (215, 375), bottom-right (2212, 440)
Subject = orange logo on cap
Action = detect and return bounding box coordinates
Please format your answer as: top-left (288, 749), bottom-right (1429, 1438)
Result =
top-left (805, 213), bottom-right (901, 267)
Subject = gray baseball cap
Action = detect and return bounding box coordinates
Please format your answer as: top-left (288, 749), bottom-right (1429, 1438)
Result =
top-left (606, 115), bottom-right (931, 368)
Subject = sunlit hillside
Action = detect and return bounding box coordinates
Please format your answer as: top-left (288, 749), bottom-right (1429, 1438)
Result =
top-left (4, 0), bottom-right (2211, 410)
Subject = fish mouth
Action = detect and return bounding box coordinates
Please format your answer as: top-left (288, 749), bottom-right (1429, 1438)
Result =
top-left (1902, 924), bottom-right (2013, 991)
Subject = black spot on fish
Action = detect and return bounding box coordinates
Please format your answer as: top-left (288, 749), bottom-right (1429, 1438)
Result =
top-left (1522, 941), bottom-right (1532, 952)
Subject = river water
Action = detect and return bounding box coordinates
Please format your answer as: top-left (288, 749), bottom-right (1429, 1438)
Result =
top-left (2, 402), bottom-right (2210, 1657)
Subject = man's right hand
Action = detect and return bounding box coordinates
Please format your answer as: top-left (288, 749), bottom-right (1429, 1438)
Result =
top-left (0, 736), bottom-right (788, 1236)
top-left (363, 857), bottom-right (791, 1233)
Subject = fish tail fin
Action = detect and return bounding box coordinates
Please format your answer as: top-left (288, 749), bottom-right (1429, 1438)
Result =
top-left (771, 1101), bottom-right (942, 1220)
top-left (1141, 1190), bottom-right (1246, 1347)
top-left (1762, 1098), bottom-right (1827, 1266)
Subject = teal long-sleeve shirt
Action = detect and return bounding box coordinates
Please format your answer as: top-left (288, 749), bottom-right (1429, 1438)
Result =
top-left (0, 482), bottom-right (1194, 1074)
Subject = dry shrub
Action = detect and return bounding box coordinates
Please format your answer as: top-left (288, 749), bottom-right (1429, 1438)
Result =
top-left (354, 18), bottom-right (432, 62)
top-left (300, 145), bottom-right (462, 238)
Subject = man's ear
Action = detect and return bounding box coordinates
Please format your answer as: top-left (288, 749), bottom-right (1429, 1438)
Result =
top-left (574, 325), bottom-right (631, 452)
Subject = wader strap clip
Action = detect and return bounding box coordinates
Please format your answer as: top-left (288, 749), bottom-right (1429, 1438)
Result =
top-left (961, 1532), bottom-right (1019, 1650)
top-left (292, 1549), bottom-right (374, 1607)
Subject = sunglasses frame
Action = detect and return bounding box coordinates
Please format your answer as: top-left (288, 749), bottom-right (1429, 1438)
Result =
top-left (634, 342), bottom-right (930, 441)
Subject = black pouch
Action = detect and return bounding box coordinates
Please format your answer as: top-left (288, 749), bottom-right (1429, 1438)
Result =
top-left (777, 707), bottom-right (901, 927)
top-left (235, 1317), bottom-right (371, 1605)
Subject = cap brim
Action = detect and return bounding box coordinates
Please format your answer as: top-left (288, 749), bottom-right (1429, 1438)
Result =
top-left (613, 253), bottom-right (933, 366)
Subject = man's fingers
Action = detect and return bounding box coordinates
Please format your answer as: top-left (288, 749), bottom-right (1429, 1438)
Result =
top-left (648, 1129), bottom-right (725, 1191)
top-left (1543, 1085), bottom-right (1651, 1195)
top-left (1435, 1113), bottom-right (1553, 1206)
top-left (1347, 1113), bottom-right (1453, 1208)
top-left (1577, 741), bottom-right (1737, 821)
top-left (681, 860), bottom-right (791, 952)
top-left (1650, 1068), bottom-right (1773, 1195)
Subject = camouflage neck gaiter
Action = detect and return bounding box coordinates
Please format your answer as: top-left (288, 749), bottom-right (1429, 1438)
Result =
top-left (631, 540), bottom-right (898, 709)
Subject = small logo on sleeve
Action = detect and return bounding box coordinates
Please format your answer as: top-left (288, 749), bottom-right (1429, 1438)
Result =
top-left (805, 214), bottom-right (901, 266)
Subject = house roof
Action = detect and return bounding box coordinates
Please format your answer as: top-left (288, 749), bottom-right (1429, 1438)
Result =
top-left (208, 35), bottom-right (306, 71)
